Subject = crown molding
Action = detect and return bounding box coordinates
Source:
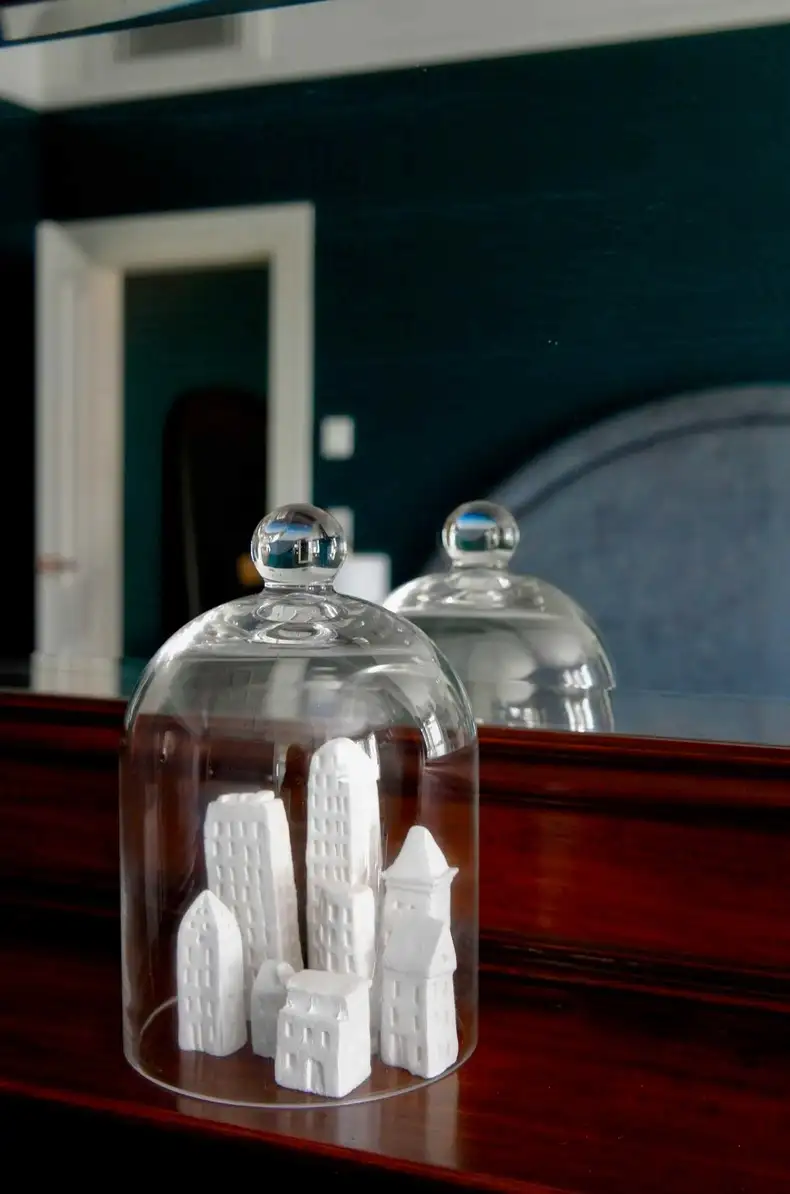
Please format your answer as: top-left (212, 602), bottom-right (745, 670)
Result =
top-left (1, 0), bottom-right (790, 111)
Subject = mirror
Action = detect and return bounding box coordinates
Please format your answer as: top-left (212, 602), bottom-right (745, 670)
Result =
top-left (3, 0), bottom-right (790, 746)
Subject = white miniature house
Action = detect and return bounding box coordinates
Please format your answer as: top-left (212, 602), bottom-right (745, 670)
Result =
top-left (316, 880), bottom-right (376, 978)
top-left (317, 878), bottom-right (380, 1050)
top-left (120, 503), bottom-right (479, 1107)
top-left (380, 913), bottom-right (458, 1080)
top-left (276, 969), bottom-right (372, 1098)
top-left (177, 890), bottom-right (246, 1057)
top-left (205, 790), bottom-right (303, 997)
top-left (251, 960), bottom-right (296, 1058)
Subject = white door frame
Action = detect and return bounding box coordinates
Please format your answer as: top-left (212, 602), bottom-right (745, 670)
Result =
top-left (35, 202), bottom-right (315, 679)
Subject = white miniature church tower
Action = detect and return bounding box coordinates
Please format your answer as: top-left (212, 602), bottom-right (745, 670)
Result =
top-left (177, 890), bottom-right (246, 1057)
top-left (205, 791), bottom-right (303, 1000)
top-left (381, 825), bottom-right (457, 950)
top-left (306, 738), bottom-right (381, 968)
top-left (380, 913), bottom-right (458, 1080)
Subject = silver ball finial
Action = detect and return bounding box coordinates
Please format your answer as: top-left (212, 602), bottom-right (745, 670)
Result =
top-left (251, 504), bottom-right (347, 587)
top-left (442, 501), bottom-right (519, 569)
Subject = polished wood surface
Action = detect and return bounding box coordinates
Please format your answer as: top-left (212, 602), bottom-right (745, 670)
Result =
top-left (4, 691), bottom-right (790, 1189)
top-left (4, 907), bottom-right (790, 1192)
top-left (4, 691), bottom-right (790, 1002)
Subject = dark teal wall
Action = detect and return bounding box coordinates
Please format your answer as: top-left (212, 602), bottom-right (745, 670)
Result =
top-left (124, 265), bottom-right (268, 658)
top-left (37, 23), bottom-right (790, 585)
top-left (0, 99), bottom-right (37, 657)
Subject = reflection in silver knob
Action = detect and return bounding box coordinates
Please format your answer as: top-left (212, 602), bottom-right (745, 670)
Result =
top-left (442, 501), bottom-right (519, 568)
top-left (250, 504), bottom-right (347, 587)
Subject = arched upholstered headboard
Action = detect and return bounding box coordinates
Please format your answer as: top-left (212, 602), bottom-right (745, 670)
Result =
top-left (428, 385), bottom-right (790, 701)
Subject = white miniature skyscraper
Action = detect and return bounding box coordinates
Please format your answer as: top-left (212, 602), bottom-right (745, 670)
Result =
top-left (306, 738), bottom-right (381, 968)
top-left (205, 791), bottom-right (302, 1000)
top-left (316, 881), bottom-right (376, 978)
top-left (251, 960), bottom-right (295, 1059)
top-left (381, 825), bottom-right (458, 949)
top-left (380, 913), bottom-right (458, 1079)
top-left (276, 970), bottom-right (372, 1098)
top-left (177, 890), bottom-right (246, 1056)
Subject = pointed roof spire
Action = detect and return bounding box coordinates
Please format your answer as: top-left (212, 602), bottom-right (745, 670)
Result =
top-left (384, 825), bottom-right (455, 883)
top-left (180, 889), bottom-right (240, 938)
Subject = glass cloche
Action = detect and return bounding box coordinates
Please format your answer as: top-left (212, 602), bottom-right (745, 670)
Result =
top-left (385, 501), bottom-right (615, 732)
top-left (120, 504), bottom-right (478, 1108)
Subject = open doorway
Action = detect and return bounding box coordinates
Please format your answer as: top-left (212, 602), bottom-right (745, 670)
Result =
top-left (124, 263), bottom-right (268, 656)
top-left (161, 386), bottom-right (268, 641)
top-left (35, 204), bottom-right (314, 683)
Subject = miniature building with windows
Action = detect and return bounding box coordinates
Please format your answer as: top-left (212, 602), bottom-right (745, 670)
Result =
top-left (305, 738), bottom-right (382, 968)
top-left (177, 890), bottom-right (246, 1057)
top-left (251, 960), bottom-right (296, 1059)
top-left (205, 790), bottom-right (303, 998)
top-left (380, 913), bottom-right (458, 1080)
top-left (381, 825), bottom-right (458, 950)
top-left (316, 881), bottom-right (376, 978)
top-left (275, 969), bottom-right (372, 1098)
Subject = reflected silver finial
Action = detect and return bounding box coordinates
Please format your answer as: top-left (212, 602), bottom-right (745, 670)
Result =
top-left (251, 504), bottom-right (347, 587)
top-left (442, 501), bottom-right (519, 569)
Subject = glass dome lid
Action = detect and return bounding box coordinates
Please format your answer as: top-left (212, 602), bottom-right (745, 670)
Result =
top-left (121, 504), bottom-right (478, 1109)
top-left (385, 501), bottom-right (616, 732)
top-left (127, 504), bottom-right (475, 753)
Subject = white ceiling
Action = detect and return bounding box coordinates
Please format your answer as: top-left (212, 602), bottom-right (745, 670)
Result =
top-left (2, 0), bottom-right (790, 111)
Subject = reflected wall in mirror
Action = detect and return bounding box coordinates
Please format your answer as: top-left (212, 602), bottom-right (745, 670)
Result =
top-left (3, 1), bottom-right (790, 744)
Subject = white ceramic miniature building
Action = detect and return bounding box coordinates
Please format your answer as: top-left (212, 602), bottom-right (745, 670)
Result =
top-left (306, 738), bottom-right (382, 968)
top-left (251, 960), bottom-right (296, 1059)
top-left (275, 969), bottom-right (372, 1098)
top-left (316, 881), bottom-right (376, 978)
top-left (380, 913), bottom-right (458, 1079)
top-left (205, 790), bottom-right (302, 999)
top-left (177, 890), bottom-right (246, 1056)
top-left (381, 825), bottom-right (458, 950)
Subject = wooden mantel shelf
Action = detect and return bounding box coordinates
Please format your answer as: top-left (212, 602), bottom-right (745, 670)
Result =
top-left (4, 690), bottom-right (790, 1188)
top-left (4, 915), bottom-right (790, 1193)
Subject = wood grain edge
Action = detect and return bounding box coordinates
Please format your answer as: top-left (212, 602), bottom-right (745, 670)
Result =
top-left (0, 1083), bottom-right (558, 1194)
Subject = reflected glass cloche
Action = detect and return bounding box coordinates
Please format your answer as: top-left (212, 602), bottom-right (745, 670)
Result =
top-left (120, 504), bottom-right (478, 1109)
top-left (385, 501), bottom-right (615, 732)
